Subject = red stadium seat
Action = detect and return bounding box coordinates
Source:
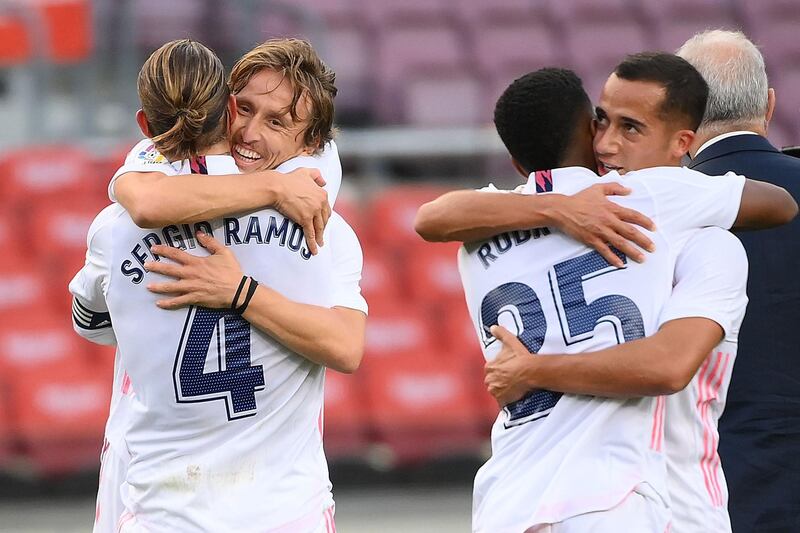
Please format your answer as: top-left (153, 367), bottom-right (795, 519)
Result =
top-left (403, 70), bottom-right (485, 127)
top-left (38, 0), bottom-right (93, 64)
top-left (772, 68), bottom-right (800, 147)
top-left (365, 0), bottom-right (455, 25)
top-left (564, 24), bottom-right (649, 94)
top-left (0, 145), bottom-right (97, 203)
top-left (363, 303), bottom-right (436, 361)
top-left (319, 25), bottom-right (374, 120)
top-left (553, 0), bottom-right (648, 24)
top-left (750, 22), bottom-right (800, 68)
top-left (375, 25), bottom-right (466, 123)
top-left (473, 22), bottom-right (562, 82)
top-left (284, 0), bottom-right (364, 23)
top-left (0, 212), bottom-right (25, 260)
top-left (440, 302), bottom-right (509, 430)
top-left (457, 0), bottom-right (555, 26)
top-left (0, 267), bottom-right (51, 321)
top-left (405, 241), bottom-right (463, 305)
top-left (28, 198), bottom-right (101, 259)
top-left (362, 353), bottom-right (485, 464)
top-left (132, 0), bottom-right (206, 50)
top-left (0, 12), bottom-right (32, 66)
top-left (8, 363), bottom-right (110, 474)
top-left (323, 370), bottom-right (368, 459)
top-left (552, 0), bottom-right (652, 85)
top-left (440, 298), bottom-right (485, 368)
top-left (639, 0), bottom-right (741, 52)
top-left (740, 0), bottom-right (800, 56)
top-left (475, 377), bottom-right (503, 433)
top-left (367, 185), bottom-right (451, 249)
top-left (462, 2), bottom-right (563, 123)
top-left (332, 191), bottom-right (364, 236)
top-left (0, 314), bottom-right (91, 375)
top-left (360, 248), bottom-right (403, 304)
top-left (91, 142), bottom-right (137, 203)
top-left (27, 198), bottom-right (104, 314)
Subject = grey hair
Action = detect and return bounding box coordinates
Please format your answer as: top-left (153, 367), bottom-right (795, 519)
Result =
top-left (676, 29), bottom-right (769, 130)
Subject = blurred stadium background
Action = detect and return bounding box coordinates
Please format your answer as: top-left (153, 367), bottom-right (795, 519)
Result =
top-left (0, 0), bottom-right (797, 531)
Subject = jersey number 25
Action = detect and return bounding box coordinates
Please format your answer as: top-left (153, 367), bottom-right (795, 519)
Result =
top-left (480, 249), bottom-right (645, 427)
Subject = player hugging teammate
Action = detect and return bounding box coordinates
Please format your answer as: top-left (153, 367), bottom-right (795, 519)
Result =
top-left (71, 38), bottom-right (366, 533)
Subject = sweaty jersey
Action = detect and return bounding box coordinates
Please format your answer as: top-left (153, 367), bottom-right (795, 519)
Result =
top-left (71, 150), bottom-right (366, 532)
top-left (458, 166), bottom-right (745, 532)
top-left (658, 227), bottom-right (748, 532)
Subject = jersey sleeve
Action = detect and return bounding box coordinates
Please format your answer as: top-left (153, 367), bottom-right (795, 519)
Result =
top-left (68, 208), bottom-right (118, 345)
top-left (328, 215), bottom-right (368, 314)
top-left (108, 139), bottom-right (182, 202)
top-left (275, 140), bottom-right (342, 208)
top-left (636, 168), bottom-right (745, 237)
top-left (658, 227), bottom-right (748, 341)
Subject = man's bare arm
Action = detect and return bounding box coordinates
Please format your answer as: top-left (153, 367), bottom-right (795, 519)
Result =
top-left (415, 183), bottom-right (656, 267)
top-left (144, 233), bottom-right (365, 374)
top-left (115, 167), bottom-right (331, 254)
top-left (414, 190), bottom-right (558, 243)
top-left (485, 318), bottom-right (723, 405)
top-left (238, 292), bottom-right (366, 374)
top-left (733, 178), bottom-right (798, 229)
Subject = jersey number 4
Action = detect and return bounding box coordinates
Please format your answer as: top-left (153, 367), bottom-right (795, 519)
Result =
top-left (480, 249), bottom-right (645, 427)
top-left (174, 307), bottom-right (265, 420)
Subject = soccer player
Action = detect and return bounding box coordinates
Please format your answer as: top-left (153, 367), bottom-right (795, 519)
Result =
top-left (84, 37), bottom-right (348, 532)
top-left (479, 61), bottom-right (756, 531)
top-left (417, 56), bottom-right (795, 532)
top-left (70, 39), bottom-right (365, 533)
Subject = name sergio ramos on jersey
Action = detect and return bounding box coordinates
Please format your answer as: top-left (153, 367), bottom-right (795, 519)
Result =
top-left (121, 214), bottom-right (313, 284)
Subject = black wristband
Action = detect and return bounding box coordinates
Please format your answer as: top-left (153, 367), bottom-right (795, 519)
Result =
top-left (235, 277), bottom-right (259, 314)
top-left (230, 275), bottom-right (249, 311)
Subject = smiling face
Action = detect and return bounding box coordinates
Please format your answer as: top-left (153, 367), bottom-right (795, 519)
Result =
top-left (593, 73), bottom-right (694, 175)
top-left (229, 69), bottom-right (314, 172)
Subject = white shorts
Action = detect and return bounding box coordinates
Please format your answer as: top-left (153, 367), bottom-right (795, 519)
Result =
top-left (526, 483), bottom-right (671, 533)
top-left (93, 439), bottom-right (128, 533)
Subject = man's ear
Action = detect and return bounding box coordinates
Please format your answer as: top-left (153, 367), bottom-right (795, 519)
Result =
top-left (766, 87), bottom-right (776, 125)
top-left (135, 110), bottom-right (151, 138)
top-left (511, 158), bottom-right (528, 179)
top-left (673, 129), bottom-right (695, 159)
top-left (301, 135), bottom-right (321, 156)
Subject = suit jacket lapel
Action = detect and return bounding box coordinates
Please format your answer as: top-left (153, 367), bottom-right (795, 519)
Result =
top-left (688, 134), bottom-right (780, 169)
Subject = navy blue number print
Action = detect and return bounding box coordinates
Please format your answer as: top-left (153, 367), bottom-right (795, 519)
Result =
top-left (174, 307), bottom-right (265, 420)
top-left (480, 282), bottom-right (561, 426)
top-left (551, 249), bottom-right (645, 344)
top-left (480, 249), bottom-right (645, 427)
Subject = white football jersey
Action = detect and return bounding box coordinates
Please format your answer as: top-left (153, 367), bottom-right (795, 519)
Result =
top-left (459, 166), bottom-right (745, 532)
top-left (108, 138), bottom-right (344, 207)
top-left (71, 148), bottom-right (366, 532)
top-left (658, 227), bottom-right (748, 533)
top-left (98, 138), bottom-right (351, 465)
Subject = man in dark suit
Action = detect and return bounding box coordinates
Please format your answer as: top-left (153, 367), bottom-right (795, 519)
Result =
top-left (679, 30), bottom-right (800, 532)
